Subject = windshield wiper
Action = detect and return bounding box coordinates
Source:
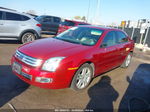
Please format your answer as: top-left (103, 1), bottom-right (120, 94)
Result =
top-left (55, 37), bottom-right (80, 44)
top-left (54, 37), bottom-right (92, 46)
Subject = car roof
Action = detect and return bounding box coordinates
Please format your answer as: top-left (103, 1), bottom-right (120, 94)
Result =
top-left (0, 8), bottom-right (33, 18)
top-left (78, 25), bottom-right (123, 31)
top-left (0, 7), bottom-right (16, 11)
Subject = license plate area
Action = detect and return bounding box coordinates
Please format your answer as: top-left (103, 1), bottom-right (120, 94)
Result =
top-left (21, 72), bottom-right (32, 80)
top-left (12, 62), bottom-right (22, 74)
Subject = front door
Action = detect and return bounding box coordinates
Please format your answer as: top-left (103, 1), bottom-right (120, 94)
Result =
top-left (42, 16), bottom-right (53, 32)
top-left (96, 31), bottom-right (119, 75)
top-left (116, 31), bottom-right (131, 65)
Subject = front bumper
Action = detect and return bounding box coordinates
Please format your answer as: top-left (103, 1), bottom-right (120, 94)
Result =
top-left (11, 56), bottom-right (76, 89)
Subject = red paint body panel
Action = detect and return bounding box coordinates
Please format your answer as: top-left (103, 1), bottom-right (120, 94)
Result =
top-left (11, 26), bottom-right (134, 89)
top-left (57, 19), bottom-right (90, 34)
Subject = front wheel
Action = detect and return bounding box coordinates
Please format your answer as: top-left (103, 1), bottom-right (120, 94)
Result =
top-left (121, 53), bottom-right (132, 68)
top-left (71, 63), bottom-right (93, 91)
top-left (21, 32), bottom-right (36, 44)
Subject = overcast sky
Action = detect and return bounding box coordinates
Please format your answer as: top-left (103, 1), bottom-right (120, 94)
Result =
top-left (0, 0), bottom-right (149, 25)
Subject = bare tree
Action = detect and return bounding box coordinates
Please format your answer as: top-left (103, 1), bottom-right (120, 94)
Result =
top-left (74, 16), bottom-right (82, 20)
top-left (81, 16), bottom-right (86, 22)
top-left (26, 10), bottom-right (37, 15)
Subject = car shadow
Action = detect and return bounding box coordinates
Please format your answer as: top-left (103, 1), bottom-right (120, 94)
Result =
top-left (0, 65), bottom-right (29, 107)
top-left (86, 76), bottom-right (119, 112)
top-left (0, 40), bottom-right (20, 44)
top-left (119, 64), bottom-right (150, 112)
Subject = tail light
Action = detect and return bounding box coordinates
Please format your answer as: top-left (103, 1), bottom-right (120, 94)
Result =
top-left (36, 24), bottom-right (41, 27)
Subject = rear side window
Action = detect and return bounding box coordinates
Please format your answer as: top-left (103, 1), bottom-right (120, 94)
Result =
top-left (22, 15), bottom-right (30, 21)
top-left (116, 31), bottom-right (128, 43)
top-left (34, 16), bottom-right (43, 21)
top-left (101, 31), bottom-right (117, 47)
top-left (53, 17), bottom-right (60, 23)
top-left (61, 21), bottom-right (75, 26)
top-left (0, 11), bottom-right (3, 20)
top-left (5, 12), bottom-right (22, 21)
top-left (43, 16), bottom-right (52, 22)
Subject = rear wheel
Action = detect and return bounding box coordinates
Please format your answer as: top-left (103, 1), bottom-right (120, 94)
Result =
top-left (21, 32), bottom-right (36, 44)
top-left (121, 53), bottom-right (132, 68)
top-left (71, 63), bottom-right (93, 91)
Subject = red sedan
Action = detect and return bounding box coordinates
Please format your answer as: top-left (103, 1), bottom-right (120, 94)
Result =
top-left (11, 26), bottom-right (134, 91)
top-left (57, 19), bottom-right (89, 34)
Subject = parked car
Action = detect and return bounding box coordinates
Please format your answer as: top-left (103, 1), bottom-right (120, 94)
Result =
top-left (0, 8), bottom-right (41, 44)
top-left (57, 19), bottom-right (89, 34)
top-left (11, 25), bottom-right (134, 91)
top-left (35, 15), bottom-right (61, 35)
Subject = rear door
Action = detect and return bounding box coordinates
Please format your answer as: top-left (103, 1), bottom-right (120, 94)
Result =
top-left (52, 17), bottom-right (61, 33)
top-left (115, 31), bottom-right (130, 64)
top-left (41, 16), bottom-right (53, 32)
top-left (2, 11), bottom-right (22, 37)
top-left (96, 31), bottom-right (119, 74)
top-left (41, 16), bottom-right (60, 34)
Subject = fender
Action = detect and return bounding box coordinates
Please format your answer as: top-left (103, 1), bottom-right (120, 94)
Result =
top-left (19, 29), bottom-right (41, 40)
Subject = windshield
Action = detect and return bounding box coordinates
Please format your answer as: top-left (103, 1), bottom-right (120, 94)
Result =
top-left (54, 27), bottom-right (104, 46)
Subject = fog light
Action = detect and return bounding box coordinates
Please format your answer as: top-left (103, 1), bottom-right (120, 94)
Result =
top-left (35, 77), bottom-right (53, 83)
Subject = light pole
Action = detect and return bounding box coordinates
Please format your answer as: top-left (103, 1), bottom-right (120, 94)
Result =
top-left (87, 0), bottom-right (91, 23)
top-left (95, 0), bottom-right (100, 25)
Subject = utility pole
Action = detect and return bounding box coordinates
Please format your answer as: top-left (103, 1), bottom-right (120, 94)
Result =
top-left (86, 0), bottom-right (91, 23)
top-left (95, 0), bottom-right (100, 24)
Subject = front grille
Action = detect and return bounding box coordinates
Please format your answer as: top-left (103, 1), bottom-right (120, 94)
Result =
top-left (15, 50), bottom-right (42, 67)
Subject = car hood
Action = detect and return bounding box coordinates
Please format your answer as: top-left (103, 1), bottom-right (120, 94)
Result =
top-left (18, 38), bottom-right (90, 60)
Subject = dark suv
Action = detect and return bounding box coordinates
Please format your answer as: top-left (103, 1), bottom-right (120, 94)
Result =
top-left (35, 15), bottom-right (61, 35)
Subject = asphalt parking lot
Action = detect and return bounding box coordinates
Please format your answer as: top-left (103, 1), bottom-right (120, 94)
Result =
top-left (0, 37), bottom-right (150, 112)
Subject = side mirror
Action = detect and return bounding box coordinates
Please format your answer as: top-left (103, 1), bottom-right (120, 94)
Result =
top-left (100, 43), bottom-right (107, 48)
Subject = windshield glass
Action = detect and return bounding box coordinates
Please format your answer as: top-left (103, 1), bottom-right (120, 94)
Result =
top-left (55, 27), bottom-right (104, 46)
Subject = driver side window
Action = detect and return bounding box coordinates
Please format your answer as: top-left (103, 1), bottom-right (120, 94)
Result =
top-left (101, 31), bottom-right (117, 48)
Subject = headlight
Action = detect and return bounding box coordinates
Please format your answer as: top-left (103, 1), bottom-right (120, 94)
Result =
top-left (42, 57), bottom-right (65, 72)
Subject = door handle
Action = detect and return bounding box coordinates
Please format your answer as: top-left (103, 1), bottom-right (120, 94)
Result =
top-left (0, 23), bottom-right (4, 25)
top-left (21, 24), bottom-right (26, 26)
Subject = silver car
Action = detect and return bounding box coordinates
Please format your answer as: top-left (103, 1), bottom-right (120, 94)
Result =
top-left (0, 8), bottom-right (41, 43)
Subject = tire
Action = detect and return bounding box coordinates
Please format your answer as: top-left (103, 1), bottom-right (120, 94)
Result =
top-left (121, 52), bottom-right (132, 68)
top-left (21, 32), bottom-right (36, 44)
top-left (71, 63), bottom-right (93, 91)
